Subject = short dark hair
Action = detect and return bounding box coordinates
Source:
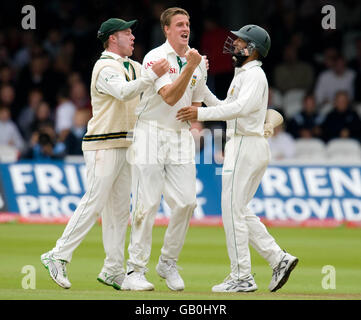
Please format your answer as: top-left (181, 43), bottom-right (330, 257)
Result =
top-left (160, 7), bottom-right (190, 37)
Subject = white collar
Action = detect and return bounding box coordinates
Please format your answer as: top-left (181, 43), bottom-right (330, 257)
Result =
top-left (239, 60), bottom-right (262, 71)
top-left (101, 50), bottom-right (128, 61)
top-left (163, 40), bottom-right (190, 57)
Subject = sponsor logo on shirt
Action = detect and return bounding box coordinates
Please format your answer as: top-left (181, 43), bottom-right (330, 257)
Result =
top-left (145, 61), bottom-right (155, 69)
top-left (145, 61), bottom-right (177, 74)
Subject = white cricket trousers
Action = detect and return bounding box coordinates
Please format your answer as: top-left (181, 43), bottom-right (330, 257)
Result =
top-left (51, 148), bottom-right (131, 274)
top-left (127, 121), bottom-right (197, 271)
top-left (222, 135), bottom-right (284, 280)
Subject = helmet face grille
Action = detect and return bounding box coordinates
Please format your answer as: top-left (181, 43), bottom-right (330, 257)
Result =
top-left (223, 36), bottom-right (256, 58)
top-left (223, 36), bottom-right (236, 55)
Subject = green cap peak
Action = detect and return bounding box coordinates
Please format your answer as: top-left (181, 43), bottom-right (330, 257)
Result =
top-left (97, 18), bottom-right (137, 43)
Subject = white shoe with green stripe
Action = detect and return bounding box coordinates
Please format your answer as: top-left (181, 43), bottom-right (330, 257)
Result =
top-left (40, 252), bottom-right (71, 289)
top-left (97, 271), bottom-right (125, 290)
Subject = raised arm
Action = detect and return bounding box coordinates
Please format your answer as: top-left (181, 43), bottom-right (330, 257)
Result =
top-left (197, 72), bottom-right (265, 121)
top-left (177, 72), bottom-right (264, 122)
top-left (158, 49), bottom-right (202, 106)
top-left (96, 59), bottom-right (169, 101)
top-left (203, 85), bottom-right (223, 106)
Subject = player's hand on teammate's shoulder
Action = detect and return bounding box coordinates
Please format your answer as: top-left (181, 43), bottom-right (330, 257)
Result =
top-left (185, 48), bottom-right (202, 68)
top-left (151, 58), bottom-right (170, 77)
top-left (176, 105), bottom-right (198, 121)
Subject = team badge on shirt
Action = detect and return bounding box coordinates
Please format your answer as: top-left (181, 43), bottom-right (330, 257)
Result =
top-left (230, 86), bottom-right (235, 96)
top-left (190, 74), bottom-right (197, 88)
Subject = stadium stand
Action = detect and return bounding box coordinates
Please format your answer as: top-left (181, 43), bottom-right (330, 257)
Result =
top-left (293, 138), bottom-right (327, 160)
top-left (326, 138), bottom-right (361, 161)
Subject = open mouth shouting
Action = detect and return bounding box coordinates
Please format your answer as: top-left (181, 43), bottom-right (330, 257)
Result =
top-left (181, 33), bottom-right (189, 41)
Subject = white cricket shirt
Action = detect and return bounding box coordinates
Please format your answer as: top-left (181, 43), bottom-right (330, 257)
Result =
top-left (199, 60), bottom-right (268, 137)
top-left (136, 40), bottom-right (207, 131)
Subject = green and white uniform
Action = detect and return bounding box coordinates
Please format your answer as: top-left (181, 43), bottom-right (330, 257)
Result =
top-left (127, 40), bottom-right (207, 271)
top-left (199, 60), bottom-right (284, 280)
top-left (51, 50), bottom-right (156, 275)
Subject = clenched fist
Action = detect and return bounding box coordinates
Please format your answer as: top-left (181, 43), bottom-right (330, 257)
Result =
top-left (185, 49), bottom-right (202, 68)
top-left (151, 58), bottom-right (170, 77)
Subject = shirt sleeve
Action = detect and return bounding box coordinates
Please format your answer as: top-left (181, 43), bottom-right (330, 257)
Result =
top-left (198, 70), bottom-right (265, 121)
top-left (143, 51), bottom-right (172, 93)
top-left (191, 60), bottom-right (207, 103)
top-left (202, 85), bottom-right (223, 106)
top-left (96, 65), bottom-right (156, 102)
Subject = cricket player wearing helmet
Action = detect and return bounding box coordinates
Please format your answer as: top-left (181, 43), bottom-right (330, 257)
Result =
top-left (177, 25), bottom-right (298, 292)
top-left (40, 18), bottom-right (169, 290)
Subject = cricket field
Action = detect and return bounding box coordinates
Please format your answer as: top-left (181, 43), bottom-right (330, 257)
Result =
top-left (0, 223), bottom-right (360, 300)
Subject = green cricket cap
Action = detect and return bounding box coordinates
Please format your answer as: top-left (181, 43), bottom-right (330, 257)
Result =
top-left (97, 18), bottom-right (137, 43)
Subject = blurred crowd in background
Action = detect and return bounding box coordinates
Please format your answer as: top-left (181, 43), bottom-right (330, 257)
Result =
top-left (0, 0), bottom-right (360, 162)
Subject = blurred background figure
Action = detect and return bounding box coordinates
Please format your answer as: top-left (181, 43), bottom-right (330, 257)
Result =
top-left (349, 37), bottom-right (361, 103)
top-left (43, 28), bottom-right (62, 60)
top-left (315, 55), bottom-right (356, 107)
top-left (29, 101), bottom-right (54, 139)
top-left (17, 88), bottom-right (44, 140)
top-left (55, 86), bottom-right (76, 139)
top-left (24, 131), bottom-right (65, 160)
top-left (321, 90), bottom-right (361, 142)
top-left (287, 93), bottom-right (324, 139)
top-left (64, 108), bottom-right (91, 156)
top-left (274, 44), bottom-right (314, 94)
top-left (0, 84), bottom-right (17, 120)
top-left (69, 80), bottom-right (91, 111)
top-left (0, 64), bottom-right (15, 87)
top-left (0, 105), bottom-right (25, 157)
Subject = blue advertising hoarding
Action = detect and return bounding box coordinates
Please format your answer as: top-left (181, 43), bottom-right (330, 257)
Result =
top-left (0, 161), bottom-right (360, 222)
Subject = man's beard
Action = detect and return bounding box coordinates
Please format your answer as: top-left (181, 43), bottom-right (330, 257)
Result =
top-left (232, 54), bottom-right (248, 67)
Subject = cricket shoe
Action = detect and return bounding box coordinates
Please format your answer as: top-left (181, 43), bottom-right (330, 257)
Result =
top-left (156, 257), bottom-right (185, 291)
top-left (97, 271), bottom-right (125, 290)
top-left (212, 275), bottom-right (258, 292)
top-left (269, 251), bottom-right (299, 292)
top-left (212, 274), bottom-right (258, 293)
top-left (40, 252), bottom-right (71, 289)
top-left (121, 270), bottom-right (154, 291)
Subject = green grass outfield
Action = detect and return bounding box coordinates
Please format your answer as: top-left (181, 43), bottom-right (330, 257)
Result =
top-left (0, 223), bottom-right (360, 300)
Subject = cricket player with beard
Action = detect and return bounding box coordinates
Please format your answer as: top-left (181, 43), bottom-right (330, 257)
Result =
top-left (40, 18), bottom-right (169, 290)
top-left (121, 7), bottom-right (207, 291)
top-left (177, 25), bottom-right (299, 292)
